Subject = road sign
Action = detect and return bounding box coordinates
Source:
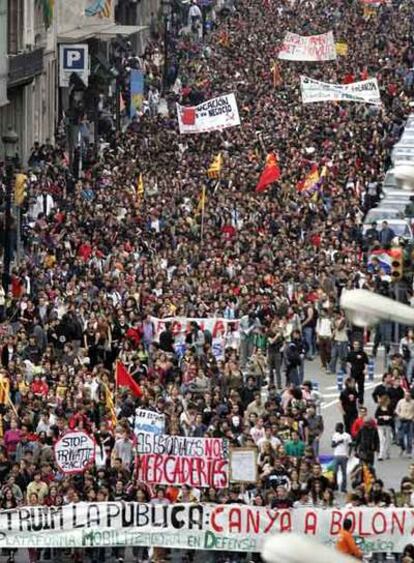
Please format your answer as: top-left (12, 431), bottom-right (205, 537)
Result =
top-left (59, 44), bottom-right (89, 87)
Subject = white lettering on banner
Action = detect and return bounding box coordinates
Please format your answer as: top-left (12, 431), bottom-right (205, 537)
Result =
top-left (278, 31), bottom-right (337, 61)
top-left (176, 93), bottom-right (241, 134)
top-left (0, 504), bottom-right (410, 551)
top-left (134, 408), bottom-right (165, 439)
top-left (54, 431), bottom-right (95, 474)
top-left (300, 75), bottom-right (381, 105)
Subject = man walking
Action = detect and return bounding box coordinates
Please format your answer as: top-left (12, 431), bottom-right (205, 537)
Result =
top-left (331, 422), bottom-right (352, 493)
top-left (346, 340), bottom-right (369, 404)
top-left (396, 390), bottom-right (414, 457)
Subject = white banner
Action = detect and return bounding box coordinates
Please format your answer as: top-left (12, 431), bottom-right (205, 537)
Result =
top-left (134, 409), bottom-right (165, 439)
top-left (278, 31), bottom-right (337, 61)
top-left (300, 75), bottom-right (381, 105)
top-left (176, 93), bottom-right (240, 134)
top-left (54, 431), bottom-right (95, 474)
top-left (150, 316), bottom-right (240, 359)
top-left (0, 503), bottom-right (409, 552)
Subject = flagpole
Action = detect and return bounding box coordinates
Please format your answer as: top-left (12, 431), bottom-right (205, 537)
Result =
top-left (200, 185), bottom-right (206, 243)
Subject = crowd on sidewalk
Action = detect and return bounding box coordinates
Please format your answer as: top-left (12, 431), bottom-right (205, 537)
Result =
top-left (0, 0), bottom-right (414, 560)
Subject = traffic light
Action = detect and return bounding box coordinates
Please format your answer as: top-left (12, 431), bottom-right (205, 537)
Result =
top-left (14, 173), bottom-right (27, 206)
top-left (390, 247), bottom-right (403, 282)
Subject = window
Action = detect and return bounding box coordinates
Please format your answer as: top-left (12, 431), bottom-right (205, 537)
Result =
top-left (8, 0), bottom-right (24, 54)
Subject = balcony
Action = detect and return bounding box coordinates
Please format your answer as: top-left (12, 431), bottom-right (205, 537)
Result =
top-left (8, 48), bottom-right (44, 88)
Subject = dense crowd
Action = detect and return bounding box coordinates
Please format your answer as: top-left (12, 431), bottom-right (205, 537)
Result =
top-left (0, 0), bottom-right (414, 561)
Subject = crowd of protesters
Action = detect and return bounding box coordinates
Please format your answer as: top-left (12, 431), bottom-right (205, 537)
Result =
top-left (0, 0), bottom-right (414, 561)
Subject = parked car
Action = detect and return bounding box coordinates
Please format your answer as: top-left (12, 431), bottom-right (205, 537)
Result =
top-left (364, 208), bottom-right (404, 224)
top-left (382, 168), bottom-right (400, 190)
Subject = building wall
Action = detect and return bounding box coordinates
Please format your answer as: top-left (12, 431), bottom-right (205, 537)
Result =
top-left (0, 0), bottom-right (56, 164)
top-left (0, 0), bottom-right (8, 108)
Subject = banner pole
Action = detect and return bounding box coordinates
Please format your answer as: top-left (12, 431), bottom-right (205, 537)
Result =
top-left (200, 186), bottom-right (206, 243)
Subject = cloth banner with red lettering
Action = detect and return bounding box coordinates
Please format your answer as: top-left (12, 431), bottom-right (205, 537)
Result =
top-left (136, 435), bottom-right (229, 488)
top-left (278, 31), bottom-right (337, 61)
top-left (149, 316), bottom-right (240, 359)
top-left (0, 504), bottom-right (410, 551)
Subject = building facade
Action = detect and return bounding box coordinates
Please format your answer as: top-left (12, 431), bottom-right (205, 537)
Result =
top-left (0, 0), bottom-right (56, 164)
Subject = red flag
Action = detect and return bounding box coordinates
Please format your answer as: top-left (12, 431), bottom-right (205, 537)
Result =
top-left (116, 360), bottom-right (143, 397)
top-left (255, 153), bottom-right (281, 192)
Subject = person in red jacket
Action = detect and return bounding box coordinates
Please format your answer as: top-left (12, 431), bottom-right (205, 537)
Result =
top-left (351, 405), bottom-right (368, 439)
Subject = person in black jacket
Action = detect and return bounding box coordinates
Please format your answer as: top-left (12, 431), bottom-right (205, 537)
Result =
top-left (284, 329), bottom-right (305, 387)
top-left (340, 377), bottom-right (359, 434)
top-left (355, 418), bottom-right (380, 466)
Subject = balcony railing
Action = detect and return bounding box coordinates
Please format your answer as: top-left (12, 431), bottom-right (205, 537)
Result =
top-left (8, 47), bottom-right (44, 87)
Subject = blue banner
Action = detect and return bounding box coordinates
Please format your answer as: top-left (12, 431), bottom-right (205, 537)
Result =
top-left (130, 69), bottom-right (144, 119)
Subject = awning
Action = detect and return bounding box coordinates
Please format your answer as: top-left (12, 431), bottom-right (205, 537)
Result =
top-left (95, 24), bottom-right (148, 39)
top-left (58, 24), bottom-right (148, 43)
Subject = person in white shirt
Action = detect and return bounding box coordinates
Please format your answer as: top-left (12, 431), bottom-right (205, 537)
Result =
top-left (331, 422), bottom-right (352, 493)
top-left (316, 309), bottom-right (333, 373)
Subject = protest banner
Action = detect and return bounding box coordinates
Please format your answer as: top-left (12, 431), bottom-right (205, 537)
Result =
top-left (0, 503), bottom-right (411, 552)
top-left (134, 408), bottom-right (165, 439)
top-left (278, 31), bottom-right (337, 61)
top-left (300, 76), bottom-right (381, 105)
top-left (54, 431), bottom-right (95, 474)
top-left (230, 448), bottom-right (258, 483)
top-left (136, 435), bottom-right (229, 487)
top-left (176, 93), bottom-right (240, 134)
top-left (149, 316), bottom-right (240, 358)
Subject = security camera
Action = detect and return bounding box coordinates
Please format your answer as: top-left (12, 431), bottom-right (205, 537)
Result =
top-left (340, 289), bottom-right (414, 327)
top-left (394, 164), bottom-right (414, 190)
top-left (262, 534), bottom-right (357, 563)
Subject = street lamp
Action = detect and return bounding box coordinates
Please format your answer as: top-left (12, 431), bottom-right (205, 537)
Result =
top-left (162, 0), bottom-right (172, 93)
top-left (1, 126), bottom-right (18, 290)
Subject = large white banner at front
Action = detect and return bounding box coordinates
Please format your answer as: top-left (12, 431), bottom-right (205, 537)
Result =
top-left (176, 93), bottom-right (240, 134)
top-left (0, 503), bottom-right (410, 552)
top-left (300, 76), bottom-right (381, 105)
top-left (278, 31), bottom-right (337, 61)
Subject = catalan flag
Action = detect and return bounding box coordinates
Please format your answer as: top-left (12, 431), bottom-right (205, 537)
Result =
top-left (103, 383), bottom-right (117, 427)
top-left (197, 186), bottom-right (207, 214)
top-left (137, 173), bottom-right (144, 199)
top-left (85, 0), bottom-right (112, 18)
top-left (207, 154), bottom-right (223, 179)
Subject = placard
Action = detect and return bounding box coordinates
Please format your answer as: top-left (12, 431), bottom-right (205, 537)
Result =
top-left (134, 409), bottom-right (165, 438)
top-left (54, 431), bottom-right (95, 474)
top-left (230, 448), bottom-right (258, 483)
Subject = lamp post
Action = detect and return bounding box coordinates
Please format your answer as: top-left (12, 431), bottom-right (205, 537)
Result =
top-left (162, 0), bottom-right (172, 94)
top-left (1, 126), bottom-right (18, 291)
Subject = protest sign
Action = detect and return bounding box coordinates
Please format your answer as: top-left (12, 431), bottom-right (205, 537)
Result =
top-left (134, 408), bottom-right (165, 439)
top-left (136, 435), bottom-right (229, 487)
top-left (300, 76), bottom-right (381, 105)
top-left (149, 316), bottom-right (240, 358)
top-left (278, 31), bottom-right (336, 61)
top-left (176, 93), bottom-right (240, 134)
top-left (54, 431), bottom-right (95, 474)
top-left (230, 448), bottom-right (258, 483)
top-left (0, 503), bottom-right (410, 552)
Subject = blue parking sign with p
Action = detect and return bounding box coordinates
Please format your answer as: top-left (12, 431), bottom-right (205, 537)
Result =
top-left (63, 47), bottom-right (85, 70)
top-left (59, 44), bottom-right (89, 87)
